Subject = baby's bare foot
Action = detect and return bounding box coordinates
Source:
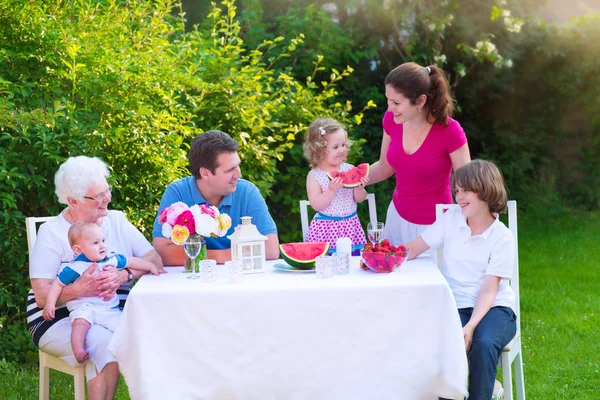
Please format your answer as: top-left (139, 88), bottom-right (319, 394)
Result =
top-left (75, 350), bottom-right (89, 363)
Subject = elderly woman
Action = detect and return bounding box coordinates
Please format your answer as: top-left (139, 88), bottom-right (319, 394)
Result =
top-left (27, 156), bottom-right (163, 399)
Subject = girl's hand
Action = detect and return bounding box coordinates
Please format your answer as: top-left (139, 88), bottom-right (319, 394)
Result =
top-left (327, 177), bottom-right (344, 193)
top-left (42, 306), bottom-right (55, 321)
top-left (97, 265), bottom-right (121, 301)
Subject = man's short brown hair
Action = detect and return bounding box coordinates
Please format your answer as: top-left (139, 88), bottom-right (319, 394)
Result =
top-left (189, 130), bottom-right (239, 178)
top-left (452, 159), bottom-right (508, 214)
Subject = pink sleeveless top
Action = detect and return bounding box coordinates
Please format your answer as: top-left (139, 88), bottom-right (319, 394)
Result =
top-left (382, 111), bottom-right (467, 225)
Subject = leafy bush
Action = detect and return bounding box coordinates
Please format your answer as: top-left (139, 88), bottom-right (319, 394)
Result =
top-left (0, 0), bottom-right (369, 362)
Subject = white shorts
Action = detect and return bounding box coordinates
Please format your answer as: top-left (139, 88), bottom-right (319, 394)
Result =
top-left (69, 304), bottom-right (121, 333)
top-left (384, 201), bottom-right (436, 256)
top-left (38, 317), bottom-right (117, 381)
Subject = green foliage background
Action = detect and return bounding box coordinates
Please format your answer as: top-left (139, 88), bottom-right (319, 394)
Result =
top-left (1, 0), bottom-right (599, 366)
top-left (0, 0), bottom-right (368, 362)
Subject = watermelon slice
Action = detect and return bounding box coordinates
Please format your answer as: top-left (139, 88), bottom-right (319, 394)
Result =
top-left (326, 163), bottom-right (370, 188)
top-left (279, 242), bottom-right (330, 270)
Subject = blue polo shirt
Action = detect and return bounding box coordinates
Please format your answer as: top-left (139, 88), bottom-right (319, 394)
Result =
top-left (152, 177), bottom-right (277, 250)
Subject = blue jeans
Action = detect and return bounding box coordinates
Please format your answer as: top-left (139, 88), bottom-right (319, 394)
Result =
top-left (459, 306), bottom-right (516, 400)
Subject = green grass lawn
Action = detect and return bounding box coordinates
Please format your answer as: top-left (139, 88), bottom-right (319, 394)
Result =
top-left (1, 210), bottom-right (599, 399)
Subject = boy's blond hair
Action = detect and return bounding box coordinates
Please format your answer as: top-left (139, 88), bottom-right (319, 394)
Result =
top-left (452, 159), bottom-right (508, 214)
top-left (303, 118), bottom-right (353, 169)
top-left (68, 221), bottom-right (98, 247)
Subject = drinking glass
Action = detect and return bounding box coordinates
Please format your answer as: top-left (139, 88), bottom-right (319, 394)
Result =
top-left (367, 222), bottom-right (385, 246)
top-left (199, 259), bottom-right (217, 283)
top-left (315, 256), bottom-right (334, 279)
top-left (184, 235), bottom-right (203, 280)
top-left (225, 260), bottom-right (243, 284)
top-left (333, 252), bottom-right (350, 275)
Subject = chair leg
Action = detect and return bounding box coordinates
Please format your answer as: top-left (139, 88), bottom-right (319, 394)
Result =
top-left (501, 353), bottom-right (513, 400)
top-left (39, 353), bottom-right (50, 400)
top-left (74, 368), bottom-right (86, 400)
top-left (514, 351), bottom-right (526, 400)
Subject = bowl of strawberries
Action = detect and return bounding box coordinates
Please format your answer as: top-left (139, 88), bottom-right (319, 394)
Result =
top-left (360, 240), bottom-right (409, 273)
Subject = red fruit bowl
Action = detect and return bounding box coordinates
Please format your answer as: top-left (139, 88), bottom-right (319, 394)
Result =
top-left (361, 246), bottom-right (409, 273)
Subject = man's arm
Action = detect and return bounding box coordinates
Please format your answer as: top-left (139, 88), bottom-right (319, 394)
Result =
top-left (153, 236), bottom-right (185, 266)
top-left (265, 233), bottom-right (279, 260)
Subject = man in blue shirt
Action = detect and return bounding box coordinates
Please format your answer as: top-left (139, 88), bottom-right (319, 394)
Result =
top-left (153, 130), bottom-right (279, 264)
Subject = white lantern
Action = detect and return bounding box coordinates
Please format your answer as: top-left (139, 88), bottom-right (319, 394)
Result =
top-left (228, 216), bottom-right (267, 274)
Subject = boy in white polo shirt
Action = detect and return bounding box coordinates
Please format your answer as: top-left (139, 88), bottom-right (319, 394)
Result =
top-left (404, 159), bottom-right (516, 400)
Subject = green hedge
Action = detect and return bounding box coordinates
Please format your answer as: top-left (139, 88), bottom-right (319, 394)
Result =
top-left (0, 0), bottom-right (371, 363)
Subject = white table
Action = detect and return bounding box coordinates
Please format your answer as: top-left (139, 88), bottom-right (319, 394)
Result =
top-left (108, 256), bottom-right (468, 400)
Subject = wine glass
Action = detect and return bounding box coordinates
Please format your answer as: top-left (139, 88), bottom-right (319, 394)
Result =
top-left (184, 235), bottom-right (203, 280)
top-left (367, 222), bottom-right (385, 246)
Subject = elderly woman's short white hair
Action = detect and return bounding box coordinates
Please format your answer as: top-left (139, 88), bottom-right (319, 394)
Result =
top-left (55, 156), bottom-right (110, 204)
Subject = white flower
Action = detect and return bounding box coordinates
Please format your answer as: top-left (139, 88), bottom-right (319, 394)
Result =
top-left (506, 59), bottom-right (513, 68)
top-left (195, 213), bottom-right (219, 237)
top-left (434, 54), bottom-right (447, 65)
top-left (162, 223), bottom-right (173, 239)
top-left (428, 23), bottom-right (436, 32)
top-left (189, 204), bottom-right (203, 228)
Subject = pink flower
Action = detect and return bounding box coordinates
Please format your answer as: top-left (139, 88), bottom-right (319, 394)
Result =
top-left (166, 202), bottom-right (189, 225)
top-left (199, 204), bottom-right (217, 219)
top-left (174, 210), bottom-right (196, 235)
top-left (158, 207), bottom-right (171, 224)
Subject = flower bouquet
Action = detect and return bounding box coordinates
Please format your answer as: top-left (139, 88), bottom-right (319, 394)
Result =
top-left (158, 202), bottom-right (232, 272)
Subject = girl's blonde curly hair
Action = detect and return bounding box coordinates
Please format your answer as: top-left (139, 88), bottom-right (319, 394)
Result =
top-left (303, 118), bottom-right (353, 169)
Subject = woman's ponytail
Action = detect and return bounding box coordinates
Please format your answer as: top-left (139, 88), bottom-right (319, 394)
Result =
top-left (425, 65), bottom-right (454, 125)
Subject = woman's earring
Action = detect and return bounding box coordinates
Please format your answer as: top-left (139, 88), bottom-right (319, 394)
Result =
top-left (418, 107), bottom-right (422, 113)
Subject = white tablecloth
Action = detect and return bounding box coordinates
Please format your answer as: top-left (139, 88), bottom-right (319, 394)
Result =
top-left (108, 256), bottom-right (468, 400)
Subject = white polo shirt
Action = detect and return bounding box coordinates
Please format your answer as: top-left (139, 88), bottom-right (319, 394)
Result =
top-left (422, 207), bottom-right (515, 311)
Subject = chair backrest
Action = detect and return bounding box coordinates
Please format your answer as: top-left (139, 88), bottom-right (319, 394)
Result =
top-left (300, 193), bottom-right (378, 241)
top-left (26, 216), bottom-right (57, 253)
top-left (435, 200), bottom-right (520, 322)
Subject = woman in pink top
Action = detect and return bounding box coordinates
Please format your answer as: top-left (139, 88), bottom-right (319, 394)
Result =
top-left (368, 62), bottom-right (471, 245)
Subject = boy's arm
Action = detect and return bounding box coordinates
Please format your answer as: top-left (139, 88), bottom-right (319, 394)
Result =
top-left (462, 275), bottom-right (501, 352)
top-left (404, 236), bottom-right (430, 260)
top-left (42, 279), bottom-right (65, 320)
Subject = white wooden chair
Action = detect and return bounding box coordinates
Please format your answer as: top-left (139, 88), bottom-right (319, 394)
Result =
top-left (435, 201), bottom-right (525, 400)
top-left (300, 193), bottom-right (378, 241)
top-left (26, 216), bottom-right (87, 400)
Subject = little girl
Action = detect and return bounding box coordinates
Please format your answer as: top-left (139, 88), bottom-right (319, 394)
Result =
top-left (303, 117), bottom-right (368, 254)
top-left (404, 160), bottom-right (516, 400)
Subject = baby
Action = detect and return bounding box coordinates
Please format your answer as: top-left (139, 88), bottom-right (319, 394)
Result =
top-left (42, 221), bottom-right (160, 363)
